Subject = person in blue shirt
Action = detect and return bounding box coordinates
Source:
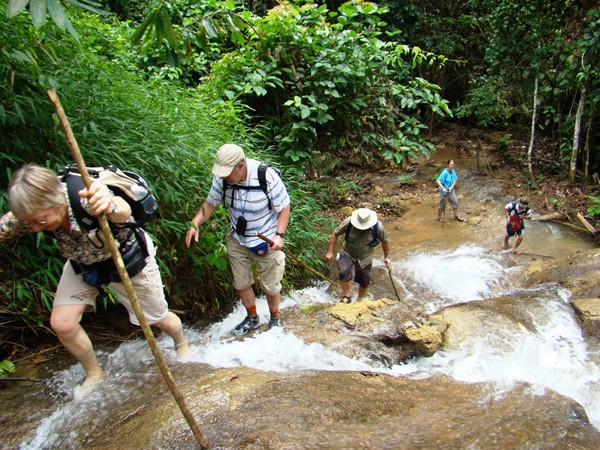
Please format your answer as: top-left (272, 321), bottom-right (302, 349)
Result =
top-left (436, 159), bottom-right (463, 222)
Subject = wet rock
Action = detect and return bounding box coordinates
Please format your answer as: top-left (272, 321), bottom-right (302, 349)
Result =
top-left (283, 298), bottom-right (432, 365)
top-left (522, 248), bottom-right (600, 299)
top-left (572, 298), bottom-right (600, 321)
top-left (78, 367), bottom-right (600, 450)
top-left (571, 298), bottom-right (600, 343)
top-left (404, 324), bottom-right (442, 356)
top-left (467, 215), bottom-right (482, 225)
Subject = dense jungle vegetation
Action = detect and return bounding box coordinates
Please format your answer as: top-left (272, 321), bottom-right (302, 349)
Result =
top-left (1, 0), bottom-right (599, 371)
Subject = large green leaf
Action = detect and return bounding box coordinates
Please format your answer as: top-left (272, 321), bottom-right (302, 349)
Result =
top-left (6, 0), bottom-right (30, 18)
top-left (29, 0), bottom-right (47, 29)
top-left (47, 0), bottom-right (68, 31)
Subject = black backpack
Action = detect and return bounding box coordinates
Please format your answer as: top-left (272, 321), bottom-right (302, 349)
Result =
top-left (345, 221), bottom-right (381, 248)
top-left (222, 163), bottom-right (284, 211)
top-left (59, 164), bottom-right (158, 230)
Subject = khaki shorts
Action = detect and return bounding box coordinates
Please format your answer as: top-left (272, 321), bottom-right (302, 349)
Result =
top-left (54, 233), bottom-right (168, 326)
top-left (226, 232), bottom-right (285, 295)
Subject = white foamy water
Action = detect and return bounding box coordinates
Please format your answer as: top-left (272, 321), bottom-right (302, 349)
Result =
top-left (410, 295), bottom-right (600, 428)
top-left (394, 245), bottom-right (600, 429)
top-left (19, 245), bottom-right (600, 448)
top-left (397, 244), bottom-right (507, 311)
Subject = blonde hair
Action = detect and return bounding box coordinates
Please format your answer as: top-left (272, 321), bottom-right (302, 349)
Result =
top-left (8, 164), bottom-right (65, 219)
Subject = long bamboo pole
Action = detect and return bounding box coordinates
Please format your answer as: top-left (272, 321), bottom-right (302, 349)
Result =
top-left (256, 232), bottom-right (340, 289)
top-left (47, 89), bottom-right (209, 449)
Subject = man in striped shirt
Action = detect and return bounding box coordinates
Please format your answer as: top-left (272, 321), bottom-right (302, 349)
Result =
top-left (186, 144), bottom-right (291, 335)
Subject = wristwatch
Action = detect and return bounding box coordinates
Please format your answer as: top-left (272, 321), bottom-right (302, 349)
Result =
top-left (276, 232), bottom-right (286, 238)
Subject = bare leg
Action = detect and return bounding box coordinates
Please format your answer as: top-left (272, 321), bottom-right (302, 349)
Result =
top-left (503, 235), bottom-right (509, 248)
top-left (154, 311), bottom-right (189, 357)
top-left (513, 235), bottom-right (524, 254)
top-left (340, 279), bottom-right (352, 300)
top-left (266, 291), bottom-right (281, 317)
top-left (51, 304), bottom-right (104, 397)
top-left (358, 285), bottom-right (368, 300)
top-left (237, 286), bottom-right (257, 311)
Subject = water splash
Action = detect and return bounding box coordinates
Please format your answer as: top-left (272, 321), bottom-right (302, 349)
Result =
top-left (16, 244), bottom-right (600, 447)
top-left (398, 244), bottom-right (506, 311)
top-left (410, 293), bottom-right (600, 428)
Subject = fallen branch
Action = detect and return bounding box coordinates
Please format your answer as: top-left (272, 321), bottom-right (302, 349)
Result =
top-left (532, 212), bottom-right (563, 221)
top-left (577, 212), bottom-right (597, 234)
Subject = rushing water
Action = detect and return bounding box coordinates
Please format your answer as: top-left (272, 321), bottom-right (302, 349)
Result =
top-left (8, 149), bottom-right (600, 447)
top-left (14, 239), bottom-right (600, 449)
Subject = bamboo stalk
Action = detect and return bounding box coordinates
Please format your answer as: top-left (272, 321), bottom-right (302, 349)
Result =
top-left (256, 232), bottom-right (340, 289)
top-left (47, 89), bottom-right (209, 449)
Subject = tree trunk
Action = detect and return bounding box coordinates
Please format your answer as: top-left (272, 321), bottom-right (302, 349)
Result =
top-left (569, 74), bottom-right (587, 182)
top-left (527, 77), bottom-right (539, 188)
top-left (584, 117), bottom-right (592, 179)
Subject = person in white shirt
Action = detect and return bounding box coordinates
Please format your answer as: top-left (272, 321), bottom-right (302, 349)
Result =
top-left (185, 144), bottom-right (290, 335)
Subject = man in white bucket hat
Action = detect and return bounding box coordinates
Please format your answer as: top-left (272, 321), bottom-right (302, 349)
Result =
top-left (325, 208), bottom-right (391, 303)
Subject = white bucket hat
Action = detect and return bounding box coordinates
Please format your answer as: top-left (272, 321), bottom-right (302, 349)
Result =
top-left (212, 144), bottom-right (245, 177)
top-left (350, 208), bottom-right (377, 230)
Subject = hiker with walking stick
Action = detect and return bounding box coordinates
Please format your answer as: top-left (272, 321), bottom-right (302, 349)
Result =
top-left (185, 144), bottom-right (291, 336)
top-left (436, 159), bottom-right (464, 222)
top-left (325, 208), bottom-right (391, 303)
top-left (0, 164), bottom-right (189, 399)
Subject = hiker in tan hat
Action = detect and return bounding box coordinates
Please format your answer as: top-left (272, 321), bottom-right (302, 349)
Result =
top-left (325, 208), bottom-right (391, 303)
top-left (185, 144), bottom-right (291, 335)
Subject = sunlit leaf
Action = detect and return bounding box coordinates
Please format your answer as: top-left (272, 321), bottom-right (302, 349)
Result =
top-left (6, 0), bottom-right (30, 18)
top-left (30, 0), bottom-right (47, 30)
top-left (47, 0), bottom-right (67, 31)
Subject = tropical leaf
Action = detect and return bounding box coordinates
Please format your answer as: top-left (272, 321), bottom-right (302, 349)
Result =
top-left (6, 0), bottom-right (30, 18)
top-left (47, 0), bottom-right (68, 31)
top-left (29, 0), bottom-right (47, 29)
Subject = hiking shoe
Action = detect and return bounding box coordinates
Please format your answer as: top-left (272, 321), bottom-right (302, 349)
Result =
top-left (269, 318), bottom-right (282, 329)
top-left (233, 315), bottom-right (260, 336)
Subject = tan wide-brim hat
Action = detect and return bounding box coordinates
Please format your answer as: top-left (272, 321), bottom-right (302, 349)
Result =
top-left (212, 144), bottom-right (245, 177)
top-left (350, 208), bottom-right (377, 230)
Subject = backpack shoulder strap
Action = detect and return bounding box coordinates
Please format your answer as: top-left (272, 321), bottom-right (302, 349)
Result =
top-left (344, 221), bottom-right (379, 242)
top-left (344, 222), bottom-right (353, 240)
top-left (63, 172), bottom-right (99, 230)
top-left (257, 163), bottom-right (272, 210)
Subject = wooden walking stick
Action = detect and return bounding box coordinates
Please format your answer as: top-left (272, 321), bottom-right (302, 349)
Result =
top-left (47, 89), bottom-right (209, 449)
top-left (388, 267), bottom-right (402, 302)
top-left (256, 232), bottom-right (341, 289)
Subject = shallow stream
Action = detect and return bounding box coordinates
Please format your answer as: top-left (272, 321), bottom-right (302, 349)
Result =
top-left (2, 149), bottom-right (600, 448)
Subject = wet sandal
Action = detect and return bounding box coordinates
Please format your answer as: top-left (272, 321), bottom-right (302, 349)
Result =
top-left (512, 250), bottom-right (522, 255)
top-left (340, 296), bottom-right (352, 304)
top-left (454, 216), bottom-right (465, 222)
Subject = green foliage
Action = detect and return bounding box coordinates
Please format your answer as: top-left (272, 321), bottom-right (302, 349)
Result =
top-left (201, 1), bottom-right (451, 174)
top-left (6, 0), bottom-right (109, 39)
top-left (454, 76), bottom-right (512, 127)
top-left (0, 359), bottom-right (16, 377)
top-left (130, 0), bottom-right (253, 76)
top-left (396, 175), bottom-right (414, 185)
top-left (585, 195), bottom-right (600, 217)
top-left (1, 6), bottom-right (337, 335)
